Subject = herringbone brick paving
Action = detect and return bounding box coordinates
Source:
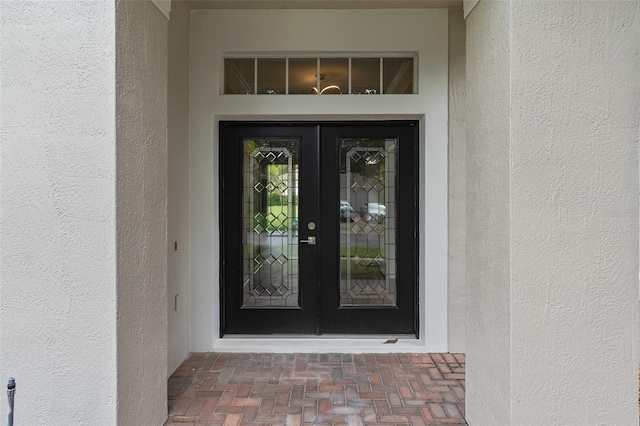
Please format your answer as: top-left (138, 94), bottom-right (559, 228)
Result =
top-left (166, 352), bottom-right (466, 425)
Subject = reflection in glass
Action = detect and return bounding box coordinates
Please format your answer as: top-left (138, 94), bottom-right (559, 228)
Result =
top-left (257, 58), bottom-right (286, 94)
top-left (224, 58), bottom-right (255, 94)
top-left (288, 58), bottom-right (317, 95)
top-left (383, 58), bottom-right (414, 94)
top-left (243, 138), bottom-right (300, 307)
top-left (318, 58), bottom-right (348, 95)
top-left (339, 138), bottom-right (397, 306)
top-left (351, 58), bottom-right (380, 94)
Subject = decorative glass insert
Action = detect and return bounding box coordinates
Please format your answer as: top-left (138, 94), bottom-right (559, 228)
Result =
top-left (243, 138), bottom-right (300, 307)
top-left (223, 55), bottom-right (416, 95)
top-left (339, 138), bottom-right (397, 307)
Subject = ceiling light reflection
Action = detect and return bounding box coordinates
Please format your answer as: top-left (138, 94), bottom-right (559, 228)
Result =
top-left (312, 85), bottom-right (342, 95)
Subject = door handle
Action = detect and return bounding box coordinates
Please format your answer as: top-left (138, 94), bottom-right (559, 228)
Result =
top-left (299, 236), bottom-right (316, 245)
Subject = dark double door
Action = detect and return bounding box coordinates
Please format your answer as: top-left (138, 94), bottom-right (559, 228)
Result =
top-left (220, 122), bottom-right (418, 335)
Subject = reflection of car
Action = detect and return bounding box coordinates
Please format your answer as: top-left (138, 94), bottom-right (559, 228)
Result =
top-left (339, 200), bottom-right (355, 221)
top-left (360, 202), bottom-right (386, 223)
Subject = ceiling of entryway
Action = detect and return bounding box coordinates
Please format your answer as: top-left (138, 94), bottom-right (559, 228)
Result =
top-left (183, 0), bottom-right (461, 9)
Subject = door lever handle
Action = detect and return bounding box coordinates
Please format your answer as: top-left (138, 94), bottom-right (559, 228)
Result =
top-left (299, 236), bottom-right (316, 245)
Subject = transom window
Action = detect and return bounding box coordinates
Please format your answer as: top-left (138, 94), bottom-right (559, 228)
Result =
top-left (223, 55), bottom-right (416, 95)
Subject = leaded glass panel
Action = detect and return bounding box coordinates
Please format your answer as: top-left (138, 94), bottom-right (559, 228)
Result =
top-left (339, 138), bottom-right (397, 307)
top-left (243, 138), bottom-right (299, 307)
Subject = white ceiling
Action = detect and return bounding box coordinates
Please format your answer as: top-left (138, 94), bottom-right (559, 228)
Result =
top-left (182, 0), bottom-right (462, 10)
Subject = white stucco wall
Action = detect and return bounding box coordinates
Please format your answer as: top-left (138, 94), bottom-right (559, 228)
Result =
top-left (509, 1), bottom-right (639, 424)
top-left (190, 9), bottom-right (450, 352)
top-left (116, 0), bottom-right (168, 423)
top-left (465, 0), bottom-right (512, 423)
top-left (0, 1), bottom-right (118, 424)
top-left (448, 8), bottom-right (466, 354)
top-left (466, 1), bottom-right (639, 424)
top-left (167, 0), bottom-right (192, 376)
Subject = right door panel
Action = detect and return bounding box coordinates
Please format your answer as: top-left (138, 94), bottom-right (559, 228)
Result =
top-left (320, 122), bottom-right (418, 334)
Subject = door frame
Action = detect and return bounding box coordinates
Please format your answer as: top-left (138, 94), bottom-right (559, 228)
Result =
top-left (206, 113), bottom-right (447, 353)
top-left (219, 121), bottom-right (419, 336)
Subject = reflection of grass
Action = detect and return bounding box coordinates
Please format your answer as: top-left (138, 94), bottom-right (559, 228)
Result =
top-left (268, 205), bottom-right (298, 231)
top-left (251, 204), bottom-right (299, 233)
top-left (268, 204), bottom-right (297, 219)
top-left (340, 246), bottom-right (385, 258)
top-left (340, 258), bottom-right (384, 280)
top-left (267, 205), bottom-right (286, 216)
top-left (340, 246), bottom-right (386, 279)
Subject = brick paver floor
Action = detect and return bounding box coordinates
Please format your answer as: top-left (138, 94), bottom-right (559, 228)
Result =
top-left (166, 352), bottom-right (466, 425)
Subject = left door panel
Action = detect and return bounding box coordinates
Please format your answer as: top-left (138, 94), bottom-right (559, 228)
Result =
top-left (220, 123), bottom-right (319, 334)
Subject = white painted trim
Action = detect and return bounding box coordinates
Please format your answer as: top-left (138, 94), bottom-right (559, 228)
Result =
top-left (203, 112), bottom-right (447, 355)
top-left (463, 0), bottom-right (480, 18)
top-left (151, 0), bottom-right (171, 19)
top-left (186, 0), bottom-right (462, 9)
top-left (207, 336), bottom-right (432, 354)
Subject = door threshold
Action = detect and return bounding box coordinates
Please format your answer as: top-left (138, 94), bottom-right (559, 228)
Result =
top-left (224, 334), bottom-right (417, 339)
top-left (211, 335), bottom-right (428, 354)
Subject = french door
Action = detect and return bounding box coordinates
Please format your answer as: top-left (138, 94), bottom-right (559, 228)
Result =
top-left (220, 122), bottom-right (418, 335)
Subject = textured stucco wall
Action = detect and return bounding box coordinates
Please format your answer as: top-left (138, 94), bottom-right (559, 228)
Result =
top-left (465, 0), bottom-right (512, 424)
top-left (167, 0), bottom-right (191, 376)
top-left (0, 1), bottom-right (118, 424)
top-left (466, 1), bottom-right (639, 424)
top-left (448, 8), bottom-right (466, 354)
top-left (116, 0), bottom-right (168, 423)
top-left (510, 1), bottom-right (639, 424)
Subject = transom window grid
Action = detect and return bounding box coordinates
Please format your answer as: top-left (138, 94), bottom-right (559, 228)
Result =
top-left (223, 55), bottom-right (416, 95)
